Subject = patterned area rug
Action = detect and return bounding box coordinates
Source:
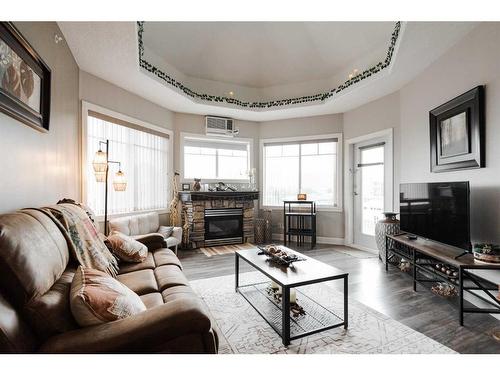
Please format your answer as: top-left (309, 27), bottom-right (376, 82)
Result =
top-left (200, 242), bottom-right (255, 257)
top-left (190, 272), bottom-right (456, 354)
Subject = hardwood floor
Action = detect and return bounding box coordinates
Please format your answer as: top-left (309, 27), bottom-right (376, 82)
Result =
top-left (178, 243), bottom-right (500, 354)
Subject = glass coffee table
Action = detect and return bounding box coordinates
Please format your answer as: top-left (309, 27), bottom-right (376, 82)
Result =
top-left (235, 246), bottom-right (348, 346)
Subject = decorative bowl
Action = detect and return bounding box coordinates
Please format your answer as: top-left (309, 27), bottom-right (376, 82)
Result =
top-left (257, 244), bottom-right (306, 266)
top-left (473, 243), bottom-right (500, 264)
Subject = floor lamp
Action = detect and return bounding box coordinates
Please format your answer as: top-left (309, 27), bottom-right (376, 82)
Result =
top-left (92, 139), bottom-right (127, 235)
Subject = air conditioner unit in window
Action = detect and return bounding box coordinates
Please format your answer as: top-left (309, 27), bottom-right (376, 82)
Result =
top-left (205, 116), bottom-right (239, 137)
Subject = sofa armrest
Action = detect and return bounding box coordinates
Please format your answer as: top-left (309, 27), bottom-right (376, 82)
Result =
top-left (132, 233), bottom-right (165, 251)
top-left (171, 227), bottom-right (183, 242)
top-left (39, 298), bottom-right (211, 353)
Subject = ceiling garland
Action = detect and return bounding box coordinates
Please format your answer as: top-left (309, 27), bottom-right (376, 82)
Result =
top-left (137, 21), bottom-right (401, 110)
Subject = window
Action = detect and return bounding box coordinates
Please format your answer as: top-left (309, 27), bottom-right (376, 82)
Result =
top-left (181, 134), bottom-right (252, 181)
top-left (262, 135), bottom-right (341, 208)
top-left (84, 107), bottom-right (171, 216)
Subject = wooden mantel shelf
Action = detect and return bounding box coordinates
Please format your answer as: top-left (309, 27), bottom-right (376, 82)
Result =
top-left (179, 191), bottom-right (259, 202)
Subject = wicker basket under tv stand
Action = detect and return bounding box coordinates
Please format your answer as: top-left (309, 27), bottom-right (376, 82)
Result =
top-left (385, 233), bottom-right (500, 325)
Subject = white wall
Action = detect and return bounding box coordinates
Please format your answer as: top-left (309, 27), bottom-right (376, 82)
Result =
top-left (259, 114), bottom-right (345, 240)
top-left (0, 22), bottom-right (79, 213)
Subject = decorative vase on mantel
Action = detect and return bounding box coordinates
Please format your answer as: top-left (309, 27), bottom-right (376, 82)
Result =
top-left (375, 212), bottom-right (400, 264)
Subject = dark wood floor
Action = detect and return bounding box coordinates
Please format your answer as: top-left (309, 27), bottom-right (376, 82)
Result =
top-left (178, 243), bottom-right (500, 354)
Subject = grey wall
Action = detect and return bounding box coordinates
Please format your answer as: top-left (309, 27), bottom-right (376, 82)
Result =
top-left (0, 22), bottom-right (79, 213)
top-left (399, 23), bottom-right (500, 244)
top-left (79, 71), bottom-right (174, 130)
top-left (259, 114), bottom-right (345, 239)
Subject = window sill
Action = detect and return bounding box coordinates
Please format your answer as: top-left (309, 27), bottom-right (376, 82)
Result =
top-left (181, 178), bottom-right (251, 184)
top-left (94, 208), bottom-right (170, 222)
top-left (260, 205), bottom-right (343, 213)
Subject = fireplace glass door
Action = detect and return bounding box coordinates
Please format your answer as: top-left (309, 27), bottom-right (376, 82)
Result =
top-left (204, 208), bottom-right (243, 246)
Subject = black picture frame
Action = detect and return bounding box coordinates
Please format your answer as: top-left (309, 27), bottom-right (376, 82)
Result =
top-left (181, 183), bottom-right (191, 191)
top-left (0, 22), bottom-right (51, 132)
top-left (429, 86), bottom-right (484, 172)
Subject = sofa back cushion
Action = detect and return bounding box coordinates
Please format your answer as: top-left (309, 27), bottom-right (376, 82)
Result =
top-left (0, 209), bottom-right (70, 306)
top-left (109, 212), bottom-right (160, 237)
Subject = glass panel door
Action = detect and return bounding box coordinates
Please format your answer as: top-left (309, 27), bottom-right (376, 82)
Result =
top-left (353, 141), bottom-right (386, 249)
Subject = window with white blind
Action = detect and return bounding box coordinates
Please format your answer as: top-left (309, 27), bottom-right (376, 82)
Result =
top-left (181, 134), bottom-right (252, 182)
top-left (261, 134), bottom-right (342, 208)
top-left (84, 106), bottom-right (171, 216)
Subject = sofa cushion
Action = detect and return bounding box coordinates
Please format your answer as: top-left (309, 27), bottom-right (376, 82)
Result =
top-left (161, 285), bottom-right (195, 303)
top-left (116, 269), bottom-right (158, 295)
top-left (154, 265), bottom-right (189, 292)
top-left (109, 212), bottom-right (159, 237)
top-left (70, 266), bottom-right (146, 327)
top-left (152, 248), bottom-right (183, 269)
top-left (24, 268), bottom-right (78, 339)
top-left (0, 209), bottom-right (69, 305)
top-left (117, 253), bottom-right (155, 274)
top-left (106, 231), bottom-right (148, 263)
top-left (140, 293), bottom-right (164, 309)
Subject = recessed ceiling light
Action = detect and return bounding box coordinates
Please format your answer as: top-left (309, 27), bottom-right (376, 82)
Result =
top-left (228, 91), bottom-right (234, 96)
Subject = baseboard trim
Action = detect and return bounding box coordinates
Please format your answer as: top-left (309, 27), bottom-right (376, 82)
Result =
top-left (345, 242), bottom-right (379, 255)
top-left (272, 233), bottom-right (345, 245)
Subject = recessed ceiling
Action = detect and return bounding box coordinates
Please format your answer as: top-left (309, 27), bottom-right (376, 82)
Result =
top-left (58, 21), bottom-right (479, 121)
top-left (142, 22), bottom-right (395, 88)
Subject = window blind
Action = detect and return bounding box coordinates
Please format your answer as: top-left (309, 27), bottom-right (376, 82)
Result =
top-left (86, 113), bottom-right (170, 216)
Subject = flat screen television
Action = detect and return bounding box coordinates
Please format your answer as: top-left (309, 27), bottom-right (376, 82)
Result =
top-left (399, 181), bottom-right (471, 251)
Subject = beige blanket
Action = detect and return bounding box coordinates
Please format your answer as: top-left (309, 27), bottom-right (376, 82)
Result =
top-left (36, 203), bottom-right (118, 277)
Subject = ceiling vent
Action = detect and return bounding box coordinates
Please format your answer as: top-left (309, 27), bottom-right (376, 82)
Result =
top-left (205, 116), bottom-right (239, 137)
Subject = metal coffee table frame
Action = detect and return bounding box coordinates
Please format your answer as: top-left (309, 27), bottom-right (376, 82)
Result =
top-left (235, 251), bottom-right (348, 346)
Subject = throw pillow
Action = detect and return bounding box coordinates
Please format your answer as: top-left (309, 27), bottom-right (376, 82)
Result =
top-left (106, 231), bottom-right (148, 263)
top-left (158, 225), bottom-right (174, 238)
top-left (70, 266), bottom-right (146, 327)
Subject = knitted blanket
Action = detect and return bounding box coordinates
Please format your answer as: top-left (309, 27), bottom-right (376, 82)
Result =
top-left (35, 203), bottom-right (118, 277)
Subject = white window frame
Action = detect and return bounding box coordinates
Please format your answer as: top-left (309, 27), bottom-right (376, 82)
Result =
top-left (260, 133), bottom-right (343, 211)
top-left (180, 132), bottom-right (254, 184)
top-left (81, 101), bottom-right (174, 220)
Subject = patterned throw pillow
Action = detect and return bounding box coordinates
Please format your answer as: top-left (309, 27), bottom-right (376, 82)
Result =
top-left (106, 231), bottom-right (148, 263)
top-left (70, 266), bottom-right (146, 327)
top-left (158, 225), bottom-right (174, 238)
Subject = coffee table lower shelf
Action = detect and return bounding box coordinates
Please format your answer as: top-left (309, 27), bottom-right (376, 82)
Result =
top-left (236, 282), bottom-right (345, 344)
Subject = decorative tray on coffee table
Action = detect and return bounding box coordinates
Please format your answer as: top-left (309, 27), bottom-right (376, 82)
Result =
top-left (257, 244), bottom-right (306, 266)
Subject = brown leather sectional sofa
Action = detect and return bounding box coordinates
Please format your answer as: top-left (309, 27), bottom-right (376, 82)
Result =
top-left (0, 207), bottom-right (218, 353)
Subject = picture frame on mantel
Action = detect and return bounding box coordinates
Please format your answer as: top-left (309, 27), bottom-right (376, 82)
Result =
top-left (429, 85), bottom-right (485, 173)
top-left (0, 22), bottom-right (51, 132)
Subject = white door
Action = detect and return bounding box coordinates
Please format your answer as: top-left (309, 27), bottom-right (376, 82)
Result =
top-left (353, 136), bottom-right (392, 250)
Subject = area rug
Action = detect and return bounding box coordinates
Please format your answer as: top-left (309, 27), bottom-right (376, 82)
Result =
top-left (190, 272), bottom-right (456, 354)
top-left (199, 242), bottom-right (255, 257)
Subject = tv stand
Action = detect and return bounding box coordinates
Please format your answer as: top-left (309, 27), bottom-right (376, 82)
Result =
top-left (385, 234), bottom-right (500, 325)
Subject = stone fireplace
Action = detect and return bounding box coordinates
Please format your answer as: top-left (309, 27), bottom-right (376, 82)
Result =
top-left (179, 191), bottom-right (259, 249)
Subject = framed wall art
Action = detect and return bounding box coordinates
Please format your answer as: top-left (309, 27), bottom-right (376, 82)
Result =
top-left (0, 22), bottom-right (51, 132)
top-left (429, 86), bottom-right (485, 172)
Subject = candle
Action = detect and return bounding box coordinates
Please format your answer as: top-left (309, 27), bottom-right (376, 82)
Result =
top-left (290, 289), bottom-right (296, 304)
top-left (270, 281), bottom-right (281, 294)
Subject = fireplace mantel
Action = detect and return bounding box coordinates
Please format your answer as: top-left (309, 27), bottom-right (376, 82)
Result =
top-left (179, 191), bottom-right (259, 202)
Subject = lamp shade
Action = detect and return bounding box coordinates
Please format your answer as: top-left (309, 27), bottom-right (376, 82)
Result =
top-left (94, 171), bottom-right (107, 182)
top-left (113, 170), bottom-right (127, 191)
top-left (92, 150), bottom-right (108, 173)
